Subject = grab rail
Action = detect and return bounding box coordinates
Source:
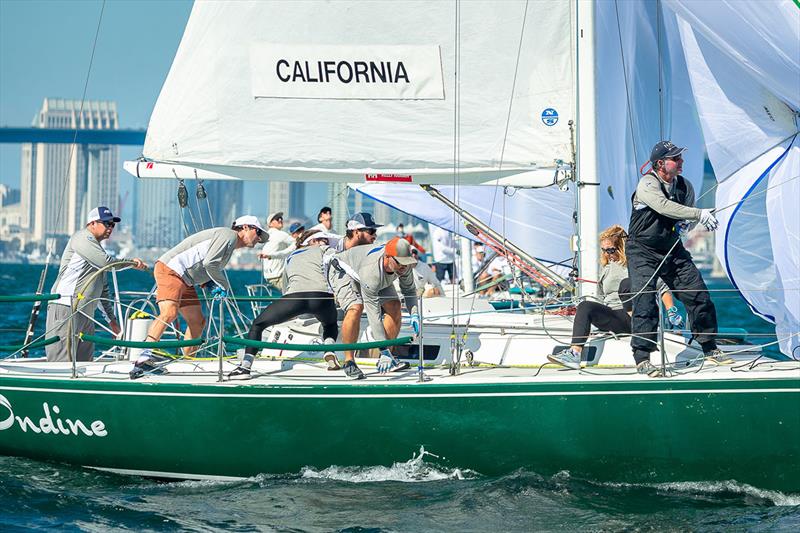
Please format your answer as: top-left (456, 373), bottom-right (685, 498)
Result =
top-left (0, 293), bottom-right (61, 303)
top-left (223, 335), bottom-right (414, 352)
top-left (79, 333), bottom-right (205, 349)
top-left (0, 336), bottom-right (60, 352)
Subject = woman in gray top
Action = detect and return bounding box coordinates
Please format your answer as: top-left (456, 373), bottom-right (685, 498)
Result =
top-left (230, 230), bottom-right (339, 379)
top-left (548, 225), bottom-right (682, 370)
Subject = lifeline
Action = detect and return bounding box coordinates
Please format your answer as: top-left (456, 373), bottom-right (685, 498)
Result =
top-left (276, 59), bottom-right (411, 84)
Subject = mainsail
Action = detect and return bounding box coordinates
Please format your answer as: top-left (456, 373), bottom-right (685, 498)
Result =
top-left (142, 0), bottom-right (575, 185)
top-left (667, 0), bottom-right (800, 357)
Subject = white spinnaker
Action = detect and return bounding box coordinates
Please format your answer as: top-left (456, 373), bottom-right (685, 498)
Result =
top-left (668, 0), bottom-right (800, 357)
top-left (352, 184), bottom-right (574, 267)
top-left (595, 0), bottom-right (703, 232)
top-left (142, 0), bottom-right (575, 185)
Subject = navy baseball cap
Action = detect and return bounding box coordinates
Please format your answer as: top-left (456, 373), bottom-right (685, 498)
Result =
top-left (288, 222), bottom-right (305, 234)
top-left (649, 140), bottom-right (687, 163)
top-left (346, 212), bottom-right (383, 231)
top-left (86, 206), bottom-right (121, 224)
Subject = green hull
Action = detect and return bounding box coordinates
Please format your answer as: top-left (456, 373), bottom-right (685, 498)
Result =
top-left (1, 375), bottom-right (798, 492)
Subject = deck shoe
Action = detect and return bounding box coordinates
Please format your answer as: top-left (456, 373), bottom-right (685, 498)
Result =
top-left (129, 360), bottom-right (167, 380)
top-left (228, 366), bottom-right (252, 380)
top-left (636, 360), bottom-right (661, 378)
top-left (342, 360), bottom-right (365, 380)
top-left (547, 348), bottom-right (581, 370)
top-left (389, 360), bottom-right (411, 372)
top-left (324, 352), bottom-right (341, 371)
top-left (705, 349), bottom-right (734, 365)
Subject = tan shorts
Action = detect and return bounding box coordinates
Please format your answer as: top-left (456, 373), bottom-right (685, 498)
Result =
top-left (154, 261), bottom-right (200, 308)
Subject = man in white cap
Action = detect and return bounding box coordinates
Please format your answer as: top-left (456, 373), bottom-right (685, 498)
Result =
top-left (133, 215), bottom-right (267, 375)
top-left (329, 236), bottom-right (420, 379)
top-left (258, 212), bottom-right (295, 293)
top-left (45, 206), bottom-right (147, 362)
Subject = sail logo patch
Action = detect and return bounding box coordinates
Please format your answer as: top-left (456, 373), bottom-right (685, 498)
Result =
top-left (541, 108), bottom-right (559, 126)
top-left (251, 44), bottom-right (444, 100)
top-left (0, 393), bottom-right (108, 437)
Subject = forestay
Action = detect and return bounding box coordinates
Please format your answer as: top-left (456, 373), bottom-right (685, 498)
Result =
top-left (666, 0), bottom-right (800, 357)
top-left (142, 0), bottom-right (575, 185)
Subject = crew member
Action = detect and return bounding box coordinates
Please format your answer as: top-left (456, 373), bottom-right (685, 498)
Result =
top-left (627, 140), bottom-right (729, 376)
top-left (331, 237), bottom-right (420, 378)
top-left (326, 212), bottom-right (381, 377)
top-left (134, 215), bottom-right (267, 375)
top-left (230, 229), bottom-right (339, 379)
top-left (258, 212), bottom-right (295, 293)
top-left (45, 206), bottom-right (147, 362)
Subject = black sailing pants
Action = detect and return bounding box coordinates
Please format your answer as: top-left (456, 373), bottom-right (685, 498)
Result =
top-left (242, 291), bottom-right (338, 366)
top-left (627, 240), bottom-right (717, 363)
top-left (571, 301), bottom-right (631, 346)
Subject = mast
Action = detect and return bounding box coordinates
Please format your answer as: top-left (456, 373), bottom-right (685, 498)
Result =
top-left (576, 0), bottom-right (599, 297)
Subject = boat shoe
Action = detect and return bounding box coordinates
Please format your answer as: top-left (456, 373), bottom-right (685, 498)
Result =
top-left (547, 348), bottom-right (582, 370)
top-left (228, 366), bottom-right (252, 380)
top-left (705, 349), bottom-right (734, 365)
top-left (324, 352), bottom-right (341, 371)
top-left (342, 360), bottom-right (365, 380)
top-left (636, 360), bottom-right (662, 378)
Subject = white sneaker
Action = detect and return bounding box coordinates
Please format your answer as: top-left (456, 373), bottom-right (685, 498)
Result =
top-left (547, 348), bottom-right (582, 370)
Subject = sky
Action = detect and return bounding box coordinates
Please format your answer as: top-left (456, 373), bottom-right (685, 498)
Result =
top-left (0, 0), bottom-right (325, 219)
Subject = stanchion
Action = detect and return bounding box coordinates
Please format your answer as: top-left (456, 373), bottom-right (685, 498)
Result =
top-left (217, 299), bottom-right (225, 382)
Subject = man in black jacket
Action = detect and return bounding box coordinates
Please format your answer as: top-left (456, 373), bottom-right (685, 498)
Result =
top-left (627, 140), bottom-right (731, 376)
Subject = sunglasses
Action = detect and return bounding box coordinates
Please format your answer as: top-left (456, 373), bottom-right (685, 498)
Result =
top-left (100, 220), bottom-right (116, 228)
top-left (360, 228), bottom-right (377, 235)
top-left (602, 247), bottom-right (618, 254)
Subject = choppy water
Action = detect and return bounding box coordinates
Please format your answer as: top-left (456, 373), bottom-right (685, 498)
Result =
top-left (1, 263), bottom-right (797, 531)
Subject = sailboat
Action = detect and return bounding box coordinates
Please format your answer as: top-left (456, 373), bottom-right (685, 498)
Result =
top-left (1, 0), bottom-right (798, 492)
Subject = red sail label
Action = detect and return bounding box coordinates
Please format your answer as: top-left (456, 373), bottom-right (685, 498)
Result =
top-left (365, 174), bottom-right (413, 183)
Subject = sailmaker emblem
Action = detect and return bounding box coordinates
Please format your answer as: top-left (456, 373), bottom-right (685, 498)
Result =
top-left (541, 108), bottom-right (559, 126)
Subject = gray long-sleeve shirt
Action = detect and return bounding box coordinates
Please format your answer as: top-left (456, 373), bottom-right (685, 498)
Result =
top-left (159, 227), bottom-right (237, 291)
top-left (50, 228), bottom-right (116, 319)
top-left (335, 243), bottom-right (419, 341)
top-left (632, 173), bottom-right (700, 220)
top-left (284, 245), bottom-right (331, 294)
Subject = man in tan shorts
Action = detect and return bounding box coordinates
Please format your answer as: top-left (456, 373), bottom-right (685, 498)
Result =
top-left (136, 216), bottom-right (267, 369)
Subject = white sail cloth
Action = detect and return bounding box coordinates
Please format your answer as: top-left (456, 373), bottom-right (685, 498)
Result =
top-left (142, 0), bottom-right (575, 185)
top-left (595, 0), bottom-right (703, 231)
top-left (667, 0), bottom-right (800, 357)
top-left (353, 184), bottom-right (574, 266)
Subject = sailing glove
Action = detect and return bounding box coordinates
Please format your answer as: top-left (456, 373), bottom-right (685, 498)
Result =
top-left (377, 348), bottom-right (399, 374)
top-left (666, 306), bottom-right (684, 328)
top-left (699, 209), bottom-right (719, 232)
top-left (211, 286), bottom-right (228, 300)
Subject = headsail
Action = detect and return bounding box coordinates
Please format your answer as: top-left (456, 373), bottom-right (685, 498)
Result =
top-left (667, 0), bottom-right (800, 357)
top-left (142, 0), bottom-right (575, 185)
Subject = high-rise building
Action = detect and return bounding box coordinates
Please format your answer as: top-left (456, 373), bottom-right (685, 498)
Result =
top-left (268, 181), bottom-right (305, 220)
top-left (132, 179), bottom-right (183, 249)
top-left (19, 98), bottom-right (119, 241)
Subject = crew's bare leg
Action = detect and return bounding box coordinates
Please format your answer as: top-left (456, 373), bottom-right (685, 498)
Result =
top-left (341, 304), bottom-right (363, 362)
top-left (179, 304), bottom-right (206, 357)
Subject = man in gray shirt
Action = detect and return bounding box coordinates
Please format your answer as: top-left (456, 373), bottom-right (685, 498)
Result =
top-left (136, 215), bottom-right (267, 369)
top-left (45, 206), bottom-right (147, 362)
top-left (332, 237), bottom-right (420, 376)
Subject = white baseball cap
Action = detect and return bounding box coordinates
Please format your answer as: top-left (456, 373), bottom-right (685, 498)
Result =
top-left (233, 215), bottom-right (269, 243)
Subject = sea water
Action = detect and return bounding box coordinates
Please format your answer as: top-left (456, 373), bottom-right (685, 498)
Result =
top-left (1, 263), bottom-right (797, 531)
